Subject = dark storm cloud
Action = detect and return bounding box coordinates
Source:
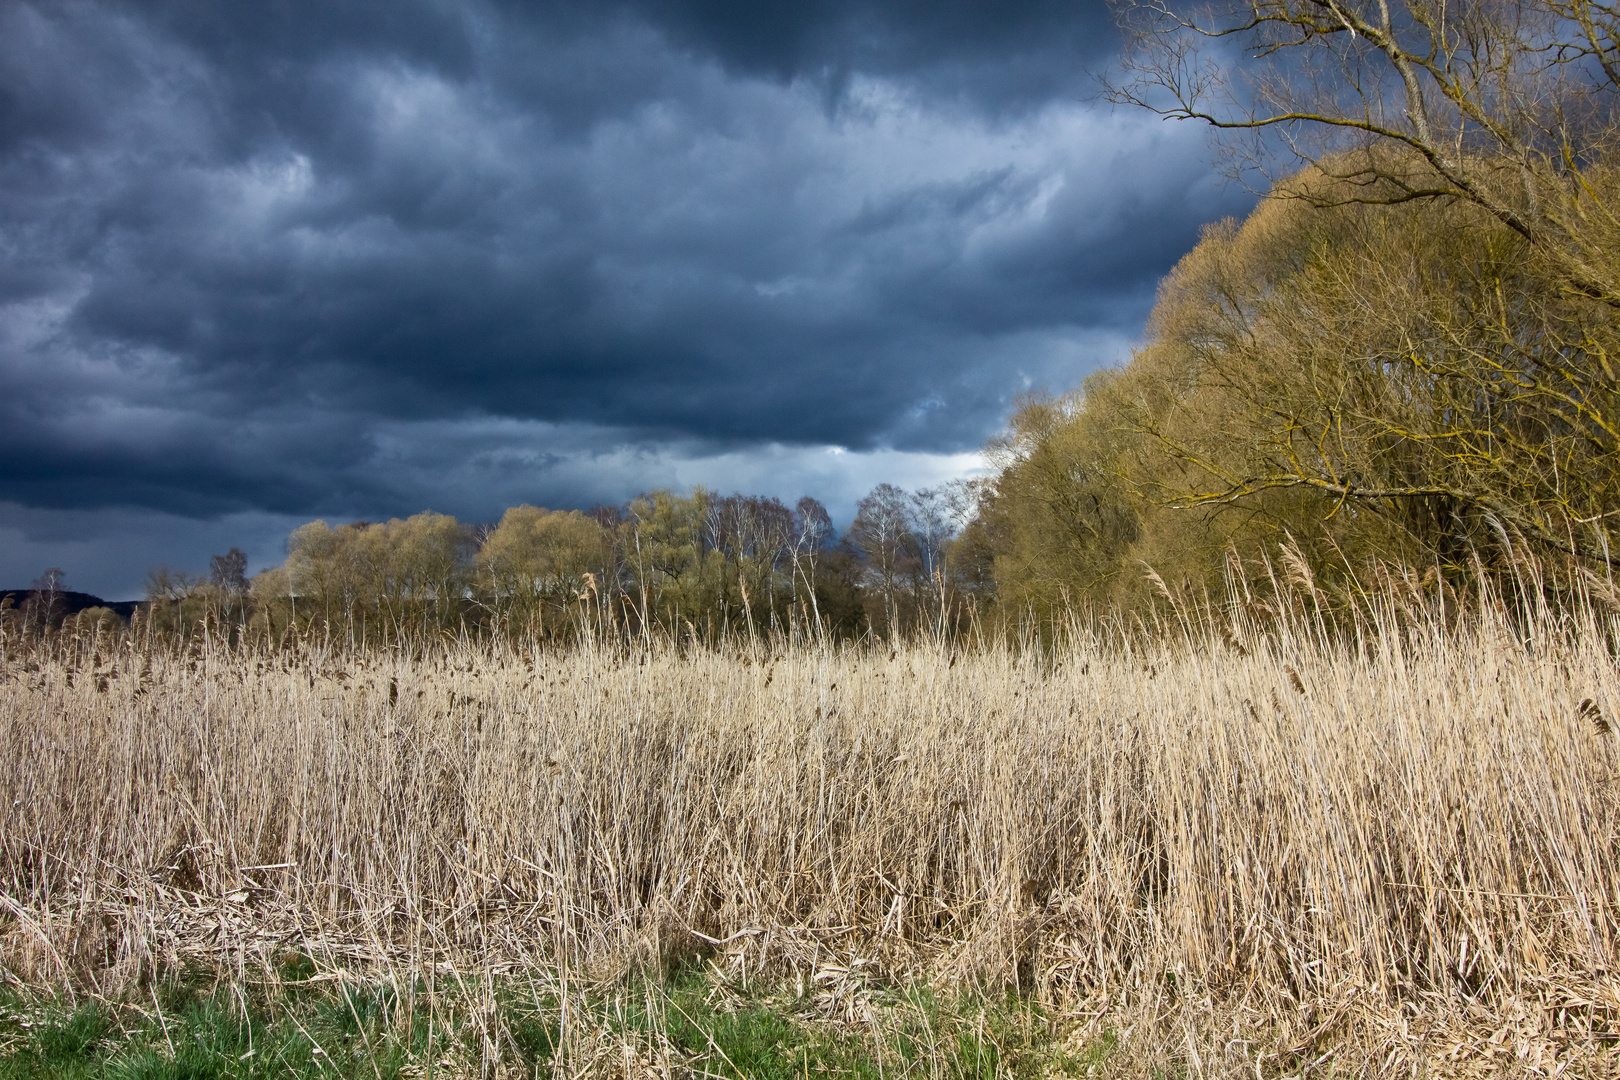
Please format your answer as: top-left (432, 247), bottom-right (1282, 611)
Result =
top-left (0, 0), bottom-right (1252, 545)
top-left (612, 0), bottom-right (1117, 105)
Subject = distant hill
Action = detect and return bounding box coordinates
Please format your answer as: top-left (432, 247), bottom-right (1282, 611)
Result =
top-left (0, 590), bottom-right (142, 622)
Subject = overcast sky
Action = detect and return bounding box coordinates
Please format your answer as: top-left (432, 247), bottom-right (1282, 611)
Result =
top-left (0, 0), bottom-right (1252, 598)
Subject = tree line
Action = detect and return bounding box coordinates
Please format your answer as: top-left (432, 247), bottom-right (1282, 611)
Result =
top-left (108, 483), bottom-right (990, 645)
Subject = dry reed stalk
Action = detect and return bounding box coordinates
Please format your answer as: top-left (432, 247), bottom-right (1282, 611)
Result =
top-left (2, 576), bottom-right (1619, 1076)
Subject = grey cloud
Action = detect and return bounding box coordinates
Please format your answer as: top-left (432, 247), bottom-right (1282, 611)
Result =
top-left (0, 0), bottom-right (1251, 586)
top-left (605, 0), bottom-right (1117, 110)
top-left (0, 502), bottom-right (313, 600)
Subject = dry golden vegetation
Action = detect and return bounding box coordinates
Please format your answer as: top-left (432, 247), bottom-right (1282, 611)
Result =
top-left (3, 564), bottom-right (1620, 1077)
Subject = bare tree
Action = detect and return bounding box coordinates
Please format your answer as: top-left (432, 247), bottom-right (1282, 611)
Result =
top-left (144, 566), bottom-right (204, 603)
top-left (701, 495), bottom-right (793, 634)
top-left (210, 548), bottom-right (249, 594)
top-left (26, 567), bottom-right (67, 631)
top-left (789, 497), bottom-right (834, 635)
top-left (910, 480), bottom-right (990, 628)
top-left (1107, 0), bottom-right (1620, 307)
top-left (849, 484), bottom-right (916, 637)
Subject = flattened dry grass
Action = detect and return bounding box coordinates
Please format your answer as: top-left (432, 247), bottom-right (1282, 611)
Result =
top-left (2, 572), bottom-right (1619, 1076)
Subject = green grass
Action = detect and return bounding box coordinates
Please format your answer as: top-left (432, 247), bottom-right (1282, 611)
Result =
top-left (0, 967), bottom-right (1117, 1079)
top-left (0, 973), bottom-right (431, 1080)
top-left (651, 970), bottom-right (876, 1079)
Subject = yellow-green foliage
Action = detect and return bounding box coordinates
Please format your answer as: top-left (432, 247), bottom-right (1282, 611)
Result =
top-left (983, 162), bottom-right (1620, 615)
top-left (479, 505), bottom-right (610, 635)
top-left (283, 512), bottom-right (471, 633)
top-left (234, 489), bottom-right (865, 645)
top-left (624, 488), bottom-right (730, 624)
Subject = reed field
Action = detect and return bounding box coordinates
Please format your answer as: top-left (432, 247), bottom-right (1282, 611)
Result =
top-left (3, 567), bottom-right (1620, 1077)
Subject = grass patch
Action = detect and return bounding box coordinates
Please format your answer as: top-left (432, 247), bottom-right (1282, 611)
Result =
top-left (0, 969), bottom-right (1112, 1079)
top-left (0, 976), bottom-right (428, 1080)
